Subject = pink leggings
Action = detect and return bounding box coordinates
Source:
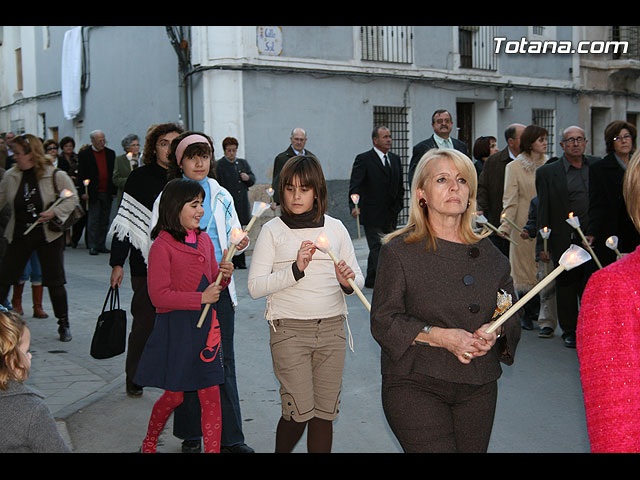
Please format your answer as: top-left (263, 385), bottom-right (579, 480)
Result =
top-left (142, 385), bottom-right (222, 453)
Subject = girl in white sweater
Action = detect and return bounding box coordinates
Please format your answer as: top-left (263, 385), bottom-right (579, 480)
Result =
top-left (248, 155), bottom-right (364, 453)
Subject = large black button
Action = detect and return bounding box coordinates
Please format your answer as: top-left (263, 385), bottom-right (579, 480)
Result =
top-left (469, 304), bottom-right (480, 313)
top-left (463, 274), bottom-right (475, 286)
top-left (468, 246), bottom-right (480, 258)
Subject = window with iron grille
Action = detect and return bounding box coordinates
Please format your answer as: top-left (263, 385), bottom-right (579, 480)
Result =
top-left (532, 109), bottom-right (555, 157)
top-left (611, 26), bottom-right (640, 59)
top-left (458, 26), bottom-right (498, 71)
top-left (373, 106), bottom-right (411, 226)
top-left (361, 26), bottom-right (413, 64)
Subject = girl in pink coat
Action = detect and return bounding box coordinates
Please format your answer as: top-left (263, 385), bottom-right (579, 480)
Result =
top-left (136, 178), bottom-right (233, 453)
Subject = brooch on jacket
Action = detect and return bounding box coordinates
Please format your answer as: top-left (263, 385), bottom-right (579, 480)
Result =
top-left (492, 289), bottom-right (512, 319)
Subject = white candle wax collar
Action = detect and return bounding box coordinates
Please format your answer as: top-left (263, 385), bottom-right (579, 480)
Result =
top-left (558, 244), bottom-right (591, 270)
top-left (350, 194), bottom-right (360, 205)
top-left (539, 227), bottom-right (551, 239)
top-left (566, 214), bottom-right (580, 229)
top-left (252, 201), bottom-right (270, 217)
top-left (606, 235), bottom-right (618, 250)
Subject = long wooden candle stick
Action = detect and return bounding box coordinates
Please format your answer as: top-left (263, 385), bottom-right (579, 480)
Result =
top-left (24, 189), bottom-right (73, 235)
top-left (315, 233), bottom-right (370, 312)
top-left (197, 202), bottom-right (271, 328)
top-left (474, 213), bottom-right (518, 245)
top-left (566, 212), bottom-right (602, 269)
top-left (501, 213), bottom-right (524, 234)
top-left (485, 245), bottom-right (591, 334)
top-left (350, 194), bottom-right (361, 239)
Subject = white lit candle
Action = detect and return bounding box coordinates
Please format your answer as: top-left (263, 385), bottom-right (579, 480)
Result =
top-left (485, 244), bottom-right (592, 334)
top-left (315, 232), bottom-right (370, 312)
top-left (266, 187), bottom-right (275, 216)
top-left (566, 212), bottom-right (602, 269)
top-left (197, 202), bottom-right (271, 328)
top-left (350, 193), bottom-right (361, 239)
top-left (606, 235), bottom-right (623, 260)
top-left (474, 213), bottom-right (518, 245)
top-left (539, 227), bottom-right (551, 255)
top-left (83, 179), bottom-right (90, 209)
top-left (24, 189), bottom-right (74, 235)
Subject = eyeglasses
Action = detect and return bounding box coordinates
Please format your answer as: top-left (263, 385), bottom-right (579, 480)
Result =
top-left (563, 137), bottom-right (585, 144)
top-left (614, 134), bottom-right (633, 142)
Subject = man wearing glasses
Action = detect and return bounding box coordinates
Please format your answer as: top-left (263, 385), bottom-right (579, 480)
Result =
top-left (408, 109), bottom-right (468, 186)
top-left (535, 126), bottom-right (600, 348)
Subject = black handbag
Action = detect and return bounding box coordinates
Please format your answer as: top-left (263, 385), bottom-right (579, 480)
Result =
top-left (48, 169), bottom-right (85, 232)
top-left (90, 286), bottom-right (127, 359)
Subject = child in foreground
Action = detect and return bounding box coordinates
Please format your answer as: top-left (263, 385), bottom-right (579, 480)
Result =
top-left (248, 155), bottom-right (364, 452)
top-left (0, 308), bottom-right (70, 452)
top-left (135, 178), bottom-right (233, 453)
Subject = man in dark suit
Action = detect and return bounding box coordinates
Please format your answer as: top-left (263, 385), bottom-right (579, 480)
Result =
top-left (476, 123), bottom-right (526, 257)
top-left (408, 109), bottom-right (468, 186)
top-left (271, 127), bottom-right (314, 205)
top-left (78, 130), bottom-right (116, 255)
top-left (536, 126), bottom-right (600, 348)
top-left (349, 126), bottom-right (404, 288)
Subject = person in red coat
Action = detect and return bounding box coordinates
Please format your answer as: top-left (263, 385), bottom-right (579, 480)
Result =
top-left (135, 178), bottom-right (233, 453)
top-left (577, 149), bottom-right (640, 453)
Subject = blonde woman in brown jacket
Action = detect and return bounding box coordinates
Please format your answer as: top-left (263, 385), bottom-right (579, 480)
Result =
top-left (0, 135), bottom-right (79, 341)
top-left (371, 148), bottom-right (521, 453)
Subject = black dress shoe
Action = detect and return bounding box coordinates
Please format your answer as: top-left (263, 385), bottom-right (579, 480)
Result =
top-left (521, 318), bottom-right (534, 330)
top-left (221, 443), bottom-right (255, 453)
top-left (564, 334), bottom-right (576, 348)
top-left (90, 248), bottom-right (99, 255)
top-left (126, 380), bottom-right (143, 397)
top-left (58, 326), bottom-right (72, 342)
top-left (98, 247), bottom-right (110, 253)
top-left (181, 439), bottom-right (201, 453)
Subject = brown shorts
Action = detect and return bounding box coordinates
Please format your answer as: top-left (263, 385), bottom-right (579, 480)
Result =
top-left (269, 315), bottom-right (347, 422)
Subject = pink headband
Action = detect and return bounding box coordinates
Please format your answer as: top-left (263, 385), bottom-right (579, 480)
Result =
top-left (175, 134), bottom-right (210, 165)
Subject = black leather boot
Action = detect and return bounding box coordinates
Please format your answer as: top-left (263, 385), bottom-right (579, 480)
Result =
top-left (57, 316), bottom-right (72, 342)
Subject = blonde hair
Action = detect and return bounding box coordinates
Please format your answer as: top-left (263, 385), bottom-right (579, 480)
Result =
top-left (12, 134), bottom-right (51, 178)
top-left (623, 149), bottom-right (640, 232)
top-left (384, 148), bottom-right (481, 250)
top-left (0, 311), bottom-right (29, 389)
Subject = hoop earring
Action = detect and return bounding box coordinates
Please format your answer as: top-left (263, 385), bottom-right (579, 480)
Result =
top-left (419, 198), bottom-right (427, 209)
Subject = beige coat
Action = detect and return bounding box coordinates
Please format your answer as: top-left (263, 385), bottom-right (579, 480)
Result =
top-left (0, 164), bottom-right (79, 243)
top-left (499, 152), bottom-right (547, 291)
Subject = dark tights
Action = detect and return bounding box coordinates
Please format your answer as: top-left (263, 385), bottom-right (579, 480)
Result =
top-left (275, 416), bottom-right (333, 453)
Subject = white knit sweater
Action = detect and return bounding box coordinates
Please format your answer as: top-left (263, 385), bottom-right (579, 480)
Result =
top-left (248, 215), bottom-right (364, 322)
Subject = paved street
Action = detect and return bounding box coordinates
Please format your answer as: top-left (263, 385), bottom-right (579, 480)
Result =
top-left (25, 235), bottom-right (590, 453)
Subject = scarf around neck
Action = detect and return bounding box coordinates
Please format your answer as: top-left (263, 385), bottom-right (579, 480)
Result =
top-left (280, 207), bottom-right (324, 229)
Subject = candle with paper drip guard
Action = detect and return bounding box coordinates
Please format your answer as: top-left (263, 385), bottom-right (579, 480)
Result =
top-left (606, 235), bottom-right (623, 260)
top-left (196, 227), bottom-right (247, 328)
top-left (474, 213), bottom-right (518, 245)
top-left (266, 187), bottom-right (275, 215)
top-left (24, 189), bottom-right (74, 235)
top-left (539, 226), bottom-right (551, 252)
top-left (566, 212), bottom-right (602, 269)
top-left (484, 244), bottom-right (592, 334)
top-left (501, 212), bottom-right (524, 234)
top-left (539, 227), bottom-right (551, 274)
top-left (196, 201), bottom-right (271, 328)
top-left (350, 193), bottom-right (361, 239)
top-left (314, 232), bottom-right (370, 312)
top-left (83, 179), bottom-right (90, 209)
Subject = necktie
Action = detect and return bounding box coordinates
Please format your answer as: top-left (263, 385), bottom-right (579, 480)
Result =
top-left (383, 155), bottom-right (391, 175)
